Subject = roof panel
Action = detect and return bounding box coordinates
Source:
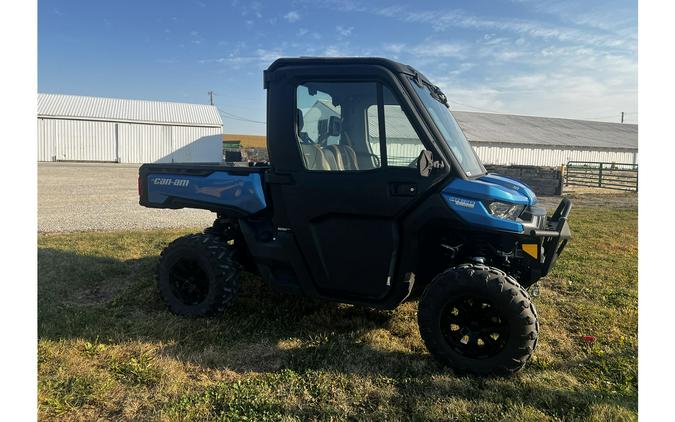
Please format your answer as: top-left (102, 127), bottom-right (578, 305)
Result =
top-left (38, 93), bottom-right (223, 127)
top-left (452, 111), bottom-right (637, 150)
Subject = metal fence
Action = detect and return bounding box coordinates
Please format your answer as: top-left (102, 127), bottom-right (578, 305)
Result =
top-left (565, 161), bottom-right (638, 192)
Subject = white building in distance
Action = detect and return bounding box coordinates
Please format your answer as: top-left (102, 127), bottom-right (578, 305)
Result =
top-left (38, 93), bottom-right (224, 163)
top-left (453, 111), bottom-right (638, 166)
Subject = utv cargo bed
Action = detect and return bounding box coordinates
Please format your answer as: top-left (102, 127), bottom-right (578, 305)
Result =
top-left (139, 163), bottom-right (269, 216)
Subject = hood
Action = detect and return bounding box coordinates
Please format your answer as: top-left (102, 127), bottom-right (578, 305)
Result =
top-left (478, 174), bottom-right (537, 205)
top-left (442, 174), bottom-right (537, 207)
top-left (440, 173), bottom-right (537, 233)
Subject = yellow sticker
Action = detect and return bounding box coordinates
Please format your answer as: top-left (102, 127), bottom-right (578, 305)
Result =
top-left (522, 243), bottom-right (539, 259)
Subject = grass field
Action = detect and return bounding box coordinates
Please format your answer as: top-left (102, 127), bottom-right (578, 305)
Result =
top-left (38, 206), bottom-right (637, 421)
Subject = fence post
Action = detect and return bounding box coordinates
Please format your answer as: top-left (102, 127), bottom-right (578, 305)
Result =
top-left (635, 169), bottom-right (638, 193)
top-left (598, 163), bottom-right (603, 188)
top-left (565, 162), bottom-right (569, 187)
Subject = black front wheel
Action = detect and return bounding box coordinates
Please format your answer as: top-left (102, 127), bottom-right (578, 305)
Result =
top-left (157, 233), bottom-right (241, 317)
top-left (418, 264), bottom-right (538, 376)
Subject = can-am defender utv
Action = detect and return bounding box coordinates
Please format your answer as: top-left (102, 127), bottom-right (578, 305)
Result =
top-left (139, 57), bottom-right (572, 376)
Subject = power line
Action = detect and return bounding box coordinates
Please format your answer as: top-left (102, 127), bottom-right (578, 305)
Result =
top-left (207, 91), bottom-right (266, 124)
top-left (217, 107), bottom-right (266, 124)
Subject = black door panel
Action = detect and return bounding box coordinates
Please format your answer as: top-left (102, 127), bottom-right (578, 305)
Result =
top-left (310, 215), bottom-right (395, 298)
top-left (281, 170), bottom-right (419, 299)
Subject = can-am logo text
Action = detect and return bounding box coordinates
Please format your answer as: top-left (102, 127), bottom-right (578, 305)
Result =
top-left (152, 177), bottom-right (190, 187)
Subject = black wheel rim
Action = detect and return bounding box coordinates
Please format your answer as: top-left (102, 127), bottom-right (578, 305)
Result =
top-left (440, 295), bottom-right (509, 359)
top-left (168, 257), bottom-right (210, 305)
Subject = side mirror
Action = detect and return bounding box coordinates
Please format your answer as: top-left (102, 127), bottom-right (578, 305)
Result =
top-left (417, 150), bottom-right (444, 177)
top-left (418, 150), bottom-right (434, 177)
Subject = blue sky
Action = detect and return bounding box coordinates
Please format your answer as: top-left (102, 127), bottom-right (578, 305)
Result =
top-left (39, 0), bottom-right (637, 134)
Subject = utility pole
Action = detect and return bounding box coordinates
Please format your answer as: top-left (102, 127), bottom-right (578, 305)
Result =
top-left (208, 91), bottom-right (214, 106)
top-left (621, 111), bottom-right (624, 123)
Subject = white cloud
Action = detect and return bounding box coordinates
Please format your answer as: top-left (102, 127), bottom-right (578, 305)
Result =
top-left (199, 47), bottom-right (284, 69)
top-left (324, 45), bottom-right (347, 56)
top-left (189, 30), bottom-right (204, 45)
top-left (372, 5), bottom-right (634, 50)
top-left (234, 0), bottom-right (263, 19)
top-left (336, 25), bottom-right (353, 38)
top-left (255, 48), bottom-right (283, 63)
top-left (284, 11), bottom-right (301, 23)
top-left (422, 44), bottom-right (637, 122)
top-left (222, 0), bottom-right (637, 123)
top-left (383, 43), bottom-right (406, 54)
top-left (412, 42), bottom-right (466, 59)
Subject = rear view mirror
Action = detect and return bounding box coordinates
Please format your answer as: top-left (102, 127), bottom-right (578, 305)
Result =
top-left (418, 150), bottom-right (434, 177)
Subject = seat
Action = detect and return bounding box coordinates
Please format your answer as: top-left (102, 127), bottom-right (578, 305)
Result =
top-left (335, 145), bottom-right (359, 170)
top-left (301, 144), bottom-right (331, 170)
top-left (297, 109), bottom-right (331, 170)
top-left (296, 109), bottom-right (355, 171)
top-left (323, 145), bottom-right (345, 170)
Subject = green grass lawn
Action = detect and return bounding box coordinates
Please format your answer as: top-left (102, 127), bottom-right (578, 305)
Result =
top-left (38, 207), bottom-right (637, 421)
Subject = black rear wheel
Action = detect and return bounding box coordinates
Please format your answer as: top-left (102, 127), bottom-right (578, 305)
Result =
top-left (418, 264), bottom-right (538, 376)
top-left (157, 234), bottom-right (241, 317)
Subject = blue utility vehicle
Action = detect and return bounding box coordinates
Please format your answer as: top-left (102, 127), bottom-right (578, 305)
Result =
top-left (139, 57), bottom-right (572, 375)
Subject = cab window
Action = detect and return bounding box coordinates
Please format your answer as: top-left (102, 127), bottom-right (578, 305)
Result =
top-left (366, 85), bottom-right (427, 167)
top-left (296, 82), bottom-right (380, 171)
top-left (295, 82), bottom-right (426, 171)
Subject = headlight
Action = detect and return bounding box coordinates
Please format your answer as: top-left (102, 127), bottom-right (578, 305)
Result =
top-left (486, 201), bottom-right (525, 220)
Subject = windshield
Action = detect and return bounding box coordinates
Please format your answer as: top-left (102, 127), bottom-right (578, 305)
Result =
top-left (411, 79), bottom-right (484, 177)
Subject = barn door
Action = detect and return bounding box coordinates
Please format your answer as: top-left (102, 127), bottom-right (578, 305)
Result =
top-left (54, 120), bottom-right (117, 162)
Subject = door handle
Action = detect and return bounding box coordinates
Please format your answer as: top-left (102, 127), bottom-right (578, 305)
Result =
top-left (390, 183), bottom-right (417, 196)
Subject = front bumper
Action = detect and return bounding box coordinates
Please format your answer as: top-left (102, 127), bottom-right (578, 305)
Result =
top-left (519, 198), bottom-right (573, 277)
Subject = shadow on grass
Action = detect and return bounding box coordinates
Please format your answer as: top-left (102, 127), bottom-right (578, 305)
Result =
top-left (38, 247), bottom-right (637, 418)
top-left (38, 248), bottom-right (411, 374)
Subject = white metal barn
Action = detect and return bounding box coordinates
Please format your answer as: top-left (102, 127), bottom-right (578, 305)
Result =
top-left (304, 99), bottom-right (638, 167)
top-left (38, 93), bottom-right (224, 163)
top-left (453, 112), bottom-right (638, 166)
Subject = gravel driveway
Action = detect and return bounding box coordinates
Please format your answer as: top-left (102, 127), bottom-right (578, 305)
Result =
top-left (38, 163), bottom-right (216, 232)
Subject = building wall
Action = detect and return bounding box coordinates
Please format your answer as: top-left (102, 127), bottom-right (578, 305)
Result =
top-left (170, 126), bottom-right (222, 163)
top-left (378, 140), bottom-right (639, 168)
top-left (38, 118), bottom-right (222, 163)
top-left (38, 118), bottom-right (118, 162)
top-left (473, 143), bottom-right (638, 166)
